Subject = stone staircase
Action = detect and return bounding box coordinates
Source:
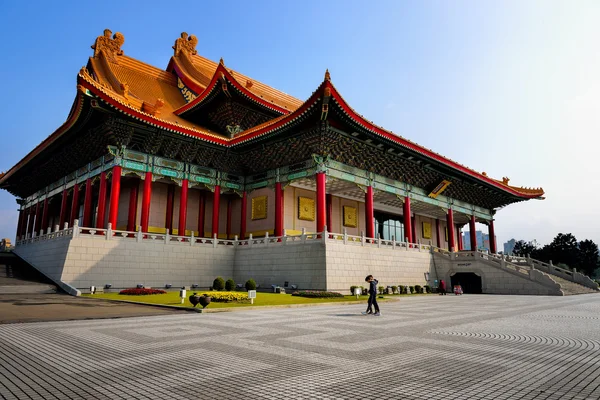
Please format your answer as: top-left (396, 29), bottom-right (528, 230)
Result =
top-left (0, 253), bottom-right (57, 294)
top-left (546, 275), bottom-right (598, 295)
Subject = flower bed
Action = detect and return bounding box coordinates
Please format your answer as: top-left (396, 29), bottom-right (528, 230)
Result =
top-left (119, 288), bottom-right (167, 295)
top-left (291, 290), bottom-right (344, 298)
top-left (201, 292), bottom-right (248, 302)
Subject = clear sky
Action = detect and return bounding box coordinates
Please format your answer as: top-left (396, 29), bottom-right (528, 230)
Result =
top-left (0, 0), bottom-right (598, 248)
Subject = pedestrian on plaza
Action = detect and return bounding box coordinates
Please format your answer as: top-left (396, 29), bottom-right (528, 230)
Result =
top-left (362, 275), bottom-right (381, 316)
top-left (439, 279), bottom-right (447, 295)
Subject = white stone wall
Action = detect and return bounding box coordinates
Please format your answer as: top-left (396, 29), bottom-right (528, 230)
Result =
top-left (234, 241), bottom-right (327, 290)
top-left (325, 241), bottom-right (436, 292)
top-left (18, 235), bottom-right (235, 291)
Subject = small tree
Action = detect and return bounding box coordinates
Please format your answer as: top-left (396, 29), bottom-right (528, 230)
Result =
top-left (225, 278), bottom-right (235, 291)
top-left (391, 285), bottom-right (398, 294)
top-left (245, 278), bottom-right (257, 291)
top-left (212, 276), bottom-right (225, 291)
top-left (415, 285), bottom-right (422, 294)
top-left (378, 285), bottom-right (385, 294)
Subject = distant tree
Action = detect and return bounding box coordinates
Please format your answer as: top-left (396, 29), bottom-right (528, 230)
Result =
top-left (532, 244), bottom-right (552, 263)
top-left (513, 240), bottom-right (537, 257)
top-left (578, 240), bottom-right (600, 276)
top-left (548, 233), bottom-right (579, 269)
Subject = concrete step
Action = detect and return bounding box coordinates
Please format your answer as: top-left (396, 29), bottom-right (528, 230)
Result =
top-left (0, 284), bottom-right (57, 294)
top-left (548, 275), bottom-right (598, 295)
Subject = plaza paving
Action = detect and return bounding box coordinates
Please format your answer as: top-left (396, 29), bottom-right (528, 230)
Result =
top-left (1, 294), bottom-right (599, 400)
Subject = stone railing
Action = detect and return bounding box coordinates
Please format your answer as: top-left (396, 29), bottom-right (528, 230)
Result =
top-left (17, 221), bottom-right (435, 253)
top-left (432, 248), bottom-right (599, 292)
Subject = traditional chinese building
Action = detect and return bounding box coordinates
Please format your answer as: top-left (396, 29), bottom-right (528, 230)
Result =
top-left (0, 30), bottom-right (560, 295)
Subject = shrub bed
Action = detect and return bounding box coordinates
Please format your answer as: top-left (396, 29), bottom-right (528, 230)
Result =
top-left (291, 290), bottom-right (343, 298)
top-left (119, 288), bottom-right (167, 295)
top-left (201, 291), bottom-right (248, 302)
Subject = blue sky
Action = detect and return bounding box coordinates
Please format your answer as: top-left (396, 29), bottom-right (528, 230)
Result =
top-left (0, 1), bottom-right (598, 248)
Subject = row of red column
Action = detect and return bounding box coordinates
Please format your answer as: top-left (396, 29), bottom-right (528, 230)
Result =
top-left (16, 169), bottom-right (497, 252)
top-left (312, 172), bottom-right (497, 252)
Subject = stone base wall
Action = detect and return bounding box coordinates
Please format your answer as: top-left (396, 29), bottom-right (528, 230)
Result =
top-left (234, 241), bottom-right (326, 290)
top-left (326, 242), bottom-right (436, 292)
top-left (15, 233), bottom-right (568, 296)
top-left (17, 235), bottom-right (235, 291)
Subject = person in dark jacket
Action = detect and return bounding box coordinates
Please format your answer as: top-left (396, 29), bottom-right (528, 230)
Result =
top-left (362, 275), bottom-right (381, 316)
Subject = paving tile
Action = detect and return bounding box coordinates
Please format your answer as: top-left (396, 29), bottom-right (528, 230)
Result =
top-left (0, 294), bottom-right (599, 399)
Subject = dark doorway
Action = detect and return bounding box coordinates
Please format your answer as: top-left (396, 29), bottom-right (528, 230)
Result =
top-left (451, 273), bottom-right (482, 294)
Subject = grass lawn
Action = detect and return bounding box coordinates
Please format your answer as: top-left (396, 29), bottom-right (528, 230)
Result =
top-left (82, 291), bottom-right (401, 309)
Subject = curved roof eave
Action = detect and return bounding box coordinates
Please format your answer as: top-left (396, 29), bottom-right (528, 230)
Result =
top-left (324, 81), bottom-right (544, 200)
top-left (173, 62), bottom-right (291, 116)
top-left (77, 72), bottom-right (229, 146)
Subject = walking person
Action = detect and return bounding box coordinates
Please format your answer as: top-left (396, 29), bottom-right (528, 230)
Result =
top-left (439, 279), bottom-right (447, 295)
top-left (362, 275), bottom-right (381, 316)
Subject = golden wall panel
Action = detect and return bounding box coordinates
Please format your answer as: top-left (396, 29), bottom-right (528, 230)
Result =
top-left (422, 221), bottom-right (431, 239)
top-left (251, 195), bottom-right (268, 220)
top-left (343, 206), bottom-right (357, 228)
top-left (298, 196), bottom-right (315, 221)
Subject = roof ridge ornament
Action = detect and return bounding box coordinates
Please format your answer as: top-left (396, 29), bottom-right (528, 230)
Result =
top-left (91, 29), bottom-right (124, 62)
top-left (324, 69), bottom-right (331, 81)
top-left (219, 57), bottom-right (225, 65)
top-left (173, 32), bottom-right (198, 57)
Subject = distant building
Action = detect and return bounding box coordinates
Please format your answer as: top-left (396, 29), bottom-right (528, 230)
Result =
top-left (0, 238), bottom-right (12, 251)
top-left (504, 239), bottom-right (516, 255)
top-left (462, 230), bottom-right (494, 252)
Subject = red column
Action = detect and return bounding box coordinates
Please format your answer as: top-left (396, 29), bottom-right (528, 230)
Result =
top-left (59, 189), bottom-right (68, 228)
top-left (469, 215), bottom-right (477, 251)
top-left (275, 182), bottom-right (283, 236)
top-left (316, 173), bottom-right (326, 233)
top-left (226, 197), bottom-right (232, 239)
top-left (212, 185), bottom-right (221, 238)
top-left (403, 197), bottom-right (413, 243)
top-left (198, 191), bottom-right (206, 237)
top-left (457, 226), bottom-right (464, 250)
top-left (108, 166), bottom-right (122, 229)
top-left (41, 198), bottom-right (49, 233)
top-left (96, 171), bottom-right (107, 229)
top-left (165, 185), bottom-right (175, 232)
top-left (82, 179), bottom-right (93, 227)
top-left (240, 191), bottom-right (247, 240)
top-left (447, 209), bottom-right (456, 251)
top-left (365, 186), bottom-right (374, 238)
top-left (34, 201), bottom-right (42, 234)
top-left (178, 179), bottom-right (188, 236)
top-left (69, 183), bottom-right (80, 227)
top-left (140, 172), bottom-right (152, 233)
top-left (127, 181), bottom-right (139, 232)
top-left (435, 219), bottom-right (441, 248)
top-left (488, 220), bottom-right (497, 254)
top-left (326, 194), bottom-right (332, 232)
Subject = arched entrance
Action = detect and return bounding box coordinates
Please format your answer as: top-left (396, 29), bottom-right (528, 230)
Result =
top-left (451, 272), bottom-right (482, 294)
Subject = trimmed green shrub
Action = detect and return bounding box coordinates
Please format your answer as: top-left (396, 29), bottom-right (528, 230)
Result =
top-left (424, 285), bottom-right (431, 293)
top-left (213, 276), bottom-right (225, 291)
top-left (378, 285), bottom-right (385, 294)
top-left (409, 286), bottom-right (415, 294)
top-left (245, 278), bottom-right (257, 291)
top-left (415, 285), bottom-right (422, 294)
top-left (391, 285), bottom-right (398, 294)
top-left (291, 290), bottom-right (343, 298)
top-left (225, 278), bottom-right (235, 291)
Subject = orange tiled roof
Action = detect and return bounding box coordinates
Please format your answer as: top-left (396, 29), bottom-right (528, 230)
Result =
top-left (87, 29), bottom-right (302, 136)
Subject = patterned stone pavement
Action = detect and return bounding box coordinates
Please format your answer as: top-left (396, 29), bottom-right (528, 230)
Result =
top-left (1, 294), bottom-right (600, 400)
